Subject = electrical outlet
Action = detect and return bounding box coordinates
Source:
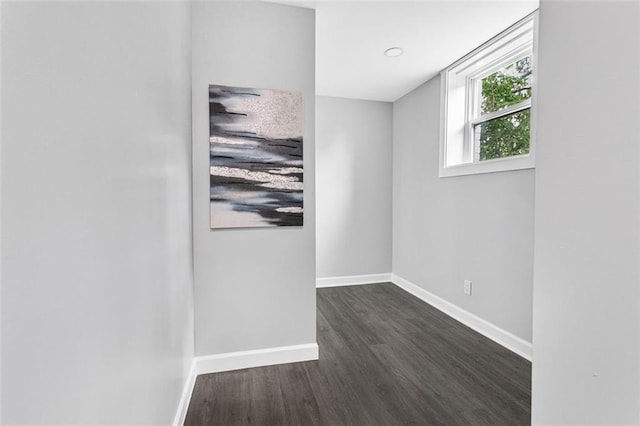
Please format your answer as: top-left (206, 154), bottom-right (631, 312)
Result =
top-left (464, 280), bottom-right (472, 295)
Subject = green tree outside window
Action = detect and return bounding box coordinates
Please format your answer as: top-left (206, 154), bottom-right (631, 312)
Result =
top-left (478, 56), bottom-right (532, 161)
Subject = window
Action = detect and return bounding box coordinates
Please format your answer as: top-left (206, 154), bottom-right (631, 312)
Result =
top-left (440, 12), bottom-right (537, 177)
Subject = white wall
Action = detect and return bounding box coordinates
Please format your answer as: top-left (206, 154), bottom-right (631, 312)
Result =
top-left (192, 2), bottom-right (316, 356)
top-left (316, 96), bottom-right (392, 279)
top-left (532, 1), bottom-right (640, 423)
top-left (1, 2), bottom-right (194, 424)
top-left (392, 76), bottom-right (535, 343)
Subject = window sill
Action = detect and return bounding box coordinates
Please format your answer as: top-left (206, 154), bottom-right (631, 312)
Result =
top-left (439, 154), bottom-right (535, 178)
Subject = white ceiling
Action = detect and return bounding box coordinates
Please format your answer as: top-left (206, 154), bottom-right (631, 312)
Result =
top-left (270, 1), bottom-right (538, 102)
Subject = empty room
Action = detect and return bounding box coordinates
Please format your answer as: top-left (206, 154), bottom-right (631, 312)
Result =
top-left (1, 0), bottom-right (639, 425)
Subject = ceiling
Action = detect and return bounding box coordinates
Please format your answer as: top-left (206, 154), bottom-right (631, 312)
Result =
top-left (269, 0), bottom-right (538, 102)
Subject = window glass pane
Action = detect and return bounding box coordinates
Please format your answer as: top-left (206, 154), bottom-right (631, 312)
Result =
top-left (475, 108), bottom-right (530, 161)
top-left (480, 56), bottom-right (531, 114)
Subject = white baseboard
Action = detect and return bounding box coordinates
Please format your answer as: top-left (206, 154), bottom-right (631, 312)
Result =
top-left (316, 273), bottom-right (393, 288)
top-left (173, 359), bottom-right (197, 426)
top-left (391, 274), bottom-right (533, 361)
top-left (195, 342), bottom-right (319, 376)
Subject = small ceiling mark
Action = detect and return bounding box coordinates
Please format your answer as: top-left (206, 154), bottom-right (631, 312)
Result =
top-left (384, 47), bottom-right (404, 58)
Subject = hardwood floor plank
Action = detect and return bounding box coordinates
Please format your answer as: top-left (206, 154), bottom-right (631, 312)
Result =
top-left (247, 366), bottom-right (287, 425)
top-left (185, 283), bottom-right (532, 425)
top-left (278, 363), bottom-right (324, 426)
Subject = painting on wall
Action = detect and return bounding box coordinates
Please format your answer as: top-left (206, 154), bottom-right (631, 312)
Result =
top-left (209, 84), bottom-right (304, 229)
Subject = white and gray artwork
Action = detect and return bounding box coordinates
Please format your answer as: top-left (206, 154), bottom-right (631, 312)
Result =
top-left (209, 85), bottom-right (304, 229)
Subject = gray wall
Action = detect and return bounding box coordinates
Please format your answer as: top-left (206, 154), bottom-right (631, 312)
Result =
top-left (192, 2), bottom-right (316, 356)
top-left (392, 76), bottom-right (535, 342)
top-left (316, 96), bottom-right (392, 278)
top-left (532, 1), bottom-right (639, 423)
top-left (1, 2), bottom-right (194, 424)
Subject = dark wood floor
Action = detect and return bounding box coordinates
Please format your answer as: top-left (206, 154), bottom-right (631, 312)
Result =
top-left (185, 283), bottom-right (531, 425)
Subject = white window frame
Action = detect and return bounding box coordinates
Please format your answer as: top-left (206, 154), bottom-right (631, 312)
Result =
top-left (439, 12), bottom-right (538, 178)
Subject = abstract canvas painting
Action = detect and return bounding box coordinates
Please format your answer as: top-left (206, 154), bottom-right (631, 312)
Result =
top-left (209, 85), bottom-right (304, 228)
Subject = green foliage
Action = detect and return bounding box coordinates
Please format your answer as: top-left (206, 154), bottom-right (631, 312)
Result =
top-left (477, 110), bottom-right (530, 161)
top-left (478, 57), bottom-right (531, 161)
